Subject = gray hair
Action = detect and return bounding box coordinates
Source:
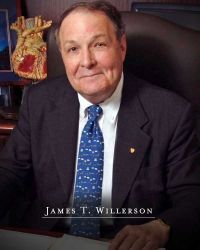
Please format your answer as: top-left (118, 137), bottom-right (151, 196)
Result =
top-left (55, 1), bottom-right (125, 48)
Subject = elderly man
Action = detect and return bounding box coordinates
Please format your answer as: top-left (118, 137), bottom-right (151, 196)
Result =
top-left (0, 1), bottom-right (200, 250)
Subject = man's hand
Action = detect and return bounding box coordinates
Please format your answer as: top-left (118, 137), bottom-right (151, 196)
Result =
top-left (108, 220), bottom-right (170, 250)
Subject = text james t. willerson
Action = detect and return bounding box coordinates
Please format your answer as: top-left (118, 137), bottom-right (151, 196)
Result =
top-left (43, 206), bottom-right (153, 217)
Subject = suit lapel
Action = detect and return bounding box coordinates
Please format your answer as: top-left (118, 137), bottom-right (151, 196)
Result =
top-left (112, 75), bottom-right (152, 209)
top-left (47, 78), bottom-right (79, 201)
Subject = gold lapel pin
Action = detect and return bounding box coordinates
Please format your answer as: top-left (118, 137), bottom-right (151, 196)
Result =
top-left (129, 147), bottom-right (135, 154)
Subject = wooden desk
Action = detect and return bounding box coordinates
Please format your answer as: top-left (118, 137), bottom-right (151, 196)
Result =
top-left (0, 115), bottom-right (17, 151)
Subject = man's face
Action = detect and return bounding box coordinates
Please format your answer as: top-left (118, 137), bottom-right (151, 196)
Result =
top-left (59, 10), bottom-right (126, 103)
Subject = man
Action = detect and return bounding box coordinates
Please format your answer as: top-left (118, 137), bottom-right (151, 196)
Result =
top-left (0, 1), bottom-right (200, 249)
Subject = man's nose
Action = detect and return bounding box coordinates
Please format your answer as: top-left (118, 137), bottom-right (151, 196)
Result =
top-left (80, 49), bottom-right (96, 68)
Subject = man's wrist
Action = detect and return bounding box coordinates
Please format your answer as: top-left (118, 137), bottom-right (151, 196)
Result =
top-left (153, 218), bottom-right (170, 246)
top-left (157, 218), bottom-right (170, 230)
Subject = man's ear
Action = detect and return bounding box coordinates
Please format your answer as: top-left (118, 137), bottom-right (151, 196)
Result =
top-left (55, 28), bottom-right (61, 50)
top-left (120, 34), bottom-right (127, 61)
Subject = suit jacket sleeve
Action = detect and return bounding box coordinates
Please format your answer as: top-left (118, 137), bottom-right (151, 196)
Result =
top-left (0, 87), bottom-right (32, 218)
top-left (158, 103), bottom-right (200, 249)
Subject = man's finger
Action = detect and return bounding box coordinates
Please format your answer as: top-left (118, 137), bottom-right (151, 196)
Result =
top-left (115, 235), bottom-right (139, 250)
top-left (129, 236), bottom-right (146, 250)
top-left (108, 229), bottom-right (127, 250)
top-left (141, 240), bottom-right (158, 250)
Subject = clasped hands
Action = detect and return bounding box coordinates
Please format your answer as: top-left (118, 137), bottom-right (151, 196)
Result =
top-left (109, 220), bottom-right (170, 250)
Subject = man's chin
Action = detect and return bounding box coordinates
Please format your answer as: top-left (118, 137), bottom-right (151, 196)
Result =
top-left (78, 82), bottom-right (106, 95)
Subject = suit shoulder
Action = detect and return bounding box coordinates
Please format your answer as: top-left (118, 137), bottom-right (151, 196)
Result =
top-left (124, 74), bottom-right (193, 127)
top-left (134, 77), bottom-right (191, 112)
top-left (28, 75), bottom-right (68, 94)
top-left (24, 75), bottom-right (75, 103)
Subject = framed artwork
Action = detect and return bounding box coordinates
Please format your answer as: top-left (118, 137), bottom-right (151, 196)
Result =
top-left (131, 3), bottom-right (200, 31)
top-left (0, 0), bottom-right (21, 82)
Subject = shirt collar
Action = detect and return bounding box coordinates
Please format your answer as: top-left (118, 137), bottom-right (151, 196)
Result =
top-left (78, 72), bottom-right (124, 122)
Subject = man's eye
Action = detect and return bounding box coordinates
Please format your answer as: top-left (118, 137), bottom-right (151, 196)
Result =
top-left (69, 47), bottom-right (78, 52)
top-left (95, 42), bottom-right (106, 48)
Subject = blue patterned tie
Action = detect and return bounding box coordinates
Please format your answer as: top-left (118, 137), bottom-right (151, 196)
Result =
top-left (70, 105), bottom-right (104, 238)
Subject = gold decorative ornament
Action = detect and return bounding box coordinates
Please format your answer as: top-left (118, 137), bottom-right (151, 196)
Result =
top-left (129, 147), bottom-right (135, 154)
top-left (10, 16), bottom-right (52, 80)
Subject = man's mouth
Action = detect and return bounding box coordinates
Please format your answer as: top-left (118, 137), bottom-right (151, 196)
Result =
top-left (79, 73), bottom-right (102, 79)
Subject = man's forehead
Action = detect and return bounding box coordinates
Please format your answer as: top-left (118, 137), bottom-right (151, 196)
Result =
top-left (61, 8), bottom-right (114, 29)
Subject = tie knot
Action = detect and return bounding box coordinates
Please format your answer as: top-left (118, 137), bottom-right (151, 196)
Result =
top-left (87, 105), bottom-right (103, 122)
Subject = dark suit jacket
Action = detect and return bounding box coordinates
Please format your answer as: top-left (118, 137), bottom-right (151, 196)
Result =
top-left (0, 73), bottom-right (200, 249)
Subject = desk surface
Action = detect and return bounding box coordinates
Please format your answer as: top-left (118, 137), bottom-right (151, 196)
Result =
top-left (0, 228), bottom-right (110, 250)
top-left (0, 228), bottom-right (59, 250)
top-left (0, 228), bottom-right (166, 250)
